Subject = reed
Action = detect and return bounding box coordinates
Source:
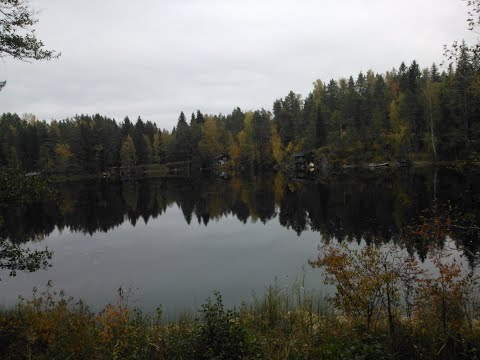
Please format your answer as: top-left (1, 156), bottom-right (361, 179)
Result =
top-left (0, 265), bottom-right (479, 359)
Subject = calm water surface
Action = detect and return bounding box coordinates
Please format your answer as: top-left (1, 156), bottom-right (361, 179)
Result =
top-left (1, 168), bottom-right (479, 314)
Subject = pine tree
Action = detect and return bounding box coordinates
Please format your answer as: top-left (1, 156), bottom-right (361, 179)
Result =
top-left (174, 112), bottom-right (191, 161)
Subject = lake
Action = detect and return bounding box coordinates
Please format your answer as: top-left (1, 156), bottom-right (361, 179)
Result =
top-left (1, 167), bottom-right (479, 315)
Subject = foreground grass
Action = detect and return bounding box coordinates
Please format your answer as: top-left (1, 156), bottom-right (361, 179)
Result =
top-left (1, 279), bottom-right (480, 360)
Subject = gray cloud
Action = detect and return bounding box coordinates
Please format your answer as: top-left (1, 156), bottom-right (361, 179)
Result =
top-left (0, 0), bottom-right (475, 129)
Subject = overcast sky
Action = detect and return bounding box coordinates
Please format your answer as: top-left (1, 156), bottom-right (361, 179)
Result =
top-left (0, 0), bottom-right (475, 129)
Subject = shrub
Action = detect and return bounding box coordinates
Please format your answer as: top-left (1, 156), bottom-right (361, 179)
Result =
top-left (193, 291), bottom-right (255, 359)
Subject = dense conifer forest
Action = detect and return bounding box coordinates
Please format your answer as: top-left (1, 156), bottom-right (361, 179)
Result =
top-left (2, 54), bottom-right (480, 175)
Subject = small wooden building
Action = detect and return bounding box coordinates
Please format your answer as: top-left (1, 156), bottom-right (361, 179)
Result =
top-left (292, 151), bottom-right (314, 163)
top-left (214, 154), bottom-right (230, 165)
top-left (291, 151), bottom-right (315, 172)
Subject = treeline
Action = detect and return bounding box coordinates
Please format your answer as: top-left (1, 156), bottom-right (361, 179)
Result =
top-left (1, 55), bottom-right (480, 173)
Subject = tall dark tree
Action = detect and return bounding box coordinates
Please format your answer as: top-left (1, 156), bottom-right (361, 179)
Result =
top-left (225, 107), bottom-right (245, 136)
top-left (273, 91), bottom-right (302, 145)
top-left (174, 112), bottom-right (191, 161)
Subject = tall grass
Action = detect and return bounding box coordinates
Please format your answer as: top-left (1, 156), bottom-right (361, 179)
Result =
top-left (0, 274), bottom-right (479, 359)
top-left (0, 280), bottom-right (339, 360)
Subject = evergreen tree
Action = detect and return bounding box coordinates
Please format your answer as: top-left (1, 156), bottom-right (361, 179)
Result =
top-left (174, 112), bottom-right (191, 161)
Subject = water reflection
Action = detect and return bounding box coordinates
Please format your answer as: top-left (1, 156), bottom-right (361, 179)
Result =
top-left (2, 167), bottom-right (480, 259)
top-left (1, 167), bottom-right (480, 312)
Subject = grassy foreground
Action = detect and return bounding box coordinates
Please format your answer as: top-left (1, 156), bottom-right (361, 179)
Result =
top-left (2, 234), bottom-right (480, 360)
top-left (0, 276), bottom-right (479, 360)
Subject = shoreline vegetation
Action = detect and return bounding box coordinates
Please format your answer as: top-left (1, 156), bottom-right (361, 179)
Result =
top-left (10, 158), bottom-right (480, 183)
top-left (35, 159), bottom-right (480, 183)
top-left (1, 241), bottom-right (480, 360)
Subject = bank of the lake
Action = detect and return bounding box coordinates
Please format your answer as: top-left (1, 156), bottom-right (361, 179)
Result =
top-left (2, 167), bottom-right (480, 359)
top-left (1, 260), bottom-right (480, 360)
top-left (36, 157), bottom-right (480, 184)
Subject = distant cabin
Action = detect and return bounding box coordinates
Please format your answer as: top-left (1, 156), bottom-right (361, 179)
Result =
top-left (214, 154), bottom-right (230, 165)
top-left (291, 151), bottom-right (315, 172)
top-left (292, 151), bottom-right (314, 163)
top-left (217, 171), bottom-right (231, 181)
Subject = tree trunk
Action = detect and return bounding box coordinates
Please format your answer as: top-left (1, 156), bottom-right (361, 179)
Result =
top-left (429, 96), bottom-right (438, 162)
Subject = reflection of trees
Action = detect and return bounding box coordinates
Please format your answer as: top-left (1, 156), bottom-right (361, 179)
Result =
top-left (0, 239), bottom-right (52, 278)
top-left (2, 169), bottom-right (480, 261)
top-left (0, 170), bottom-right (54, 277)
top-left (402, 200), bottom-right (480, 267)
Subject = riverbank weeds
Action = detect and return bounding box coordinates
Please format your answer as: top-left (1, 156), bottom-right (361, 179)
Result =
top-left (1, 242), bottom-right (480, 359)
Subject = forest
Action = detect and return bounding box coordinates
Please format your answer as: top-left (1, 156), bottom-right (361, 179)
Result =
top-left (1, 45), bottom-right (480, 175)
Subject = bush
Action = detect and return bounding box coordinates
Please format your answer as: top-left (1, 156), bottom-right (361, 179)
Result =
top-left (193, 291), bottom-right (256, 359)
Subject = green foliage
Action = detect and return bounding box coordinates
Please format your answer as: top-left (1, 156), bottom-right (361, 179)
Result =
top-left (312, 240), bottom-right (480, 359)
top-left (0, 168), bottom-right (54, 207)
top-left (320, 334), bottom-right (394, 360)
top-left (193, 291), bottom-right (254, 359)
top-left (0, 238), bottom-right (52, 278)
top-left (174, 112), bottom-right (192, 161)
top-left (2, 274), bottom-right (479, 359)
top-left (2, 48), bottom-right (480, 173)
top-left (0, 169), bottom-right (54, 279)
top-left (2, 52), bottom-right (479, 174)
top-left (0, 0), bottom-right (60, 91)
top-left (120, 134), bottom-right (137, 168)
top-left (1, 0), bottom-right (480, 171)
top-left (0, 0), bottom-right (59, 60)
top-left (198, 116), bottom-right (226, 161)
